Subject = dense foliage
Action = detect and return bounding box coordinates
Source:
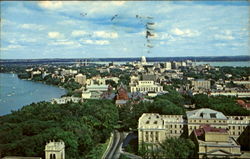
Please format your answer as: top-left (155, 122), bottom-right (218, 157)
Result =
top-left (0, 100), bottom-right (119, 159)
top-left (118, 88), bottom-right (185, 131)
top-left (192, 94), bottom-right (250, 116)
top-left (139, 137), bottom-right (195, 159)
top-left (184, 66), bottom-right (250, 81)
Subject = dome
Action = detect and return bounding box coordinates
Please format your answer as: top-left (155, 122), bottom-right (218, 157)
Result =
top-left (141, 56), bottom-right (147, 63)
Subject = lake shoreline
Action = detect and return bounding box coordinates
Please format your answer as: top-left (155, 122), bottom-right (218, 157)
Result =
top-left (0, 73), bottom-right (66, 116)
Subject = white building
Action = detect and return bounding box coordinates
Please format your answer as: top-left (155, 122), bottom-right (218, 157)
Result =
top-left (86, 84), bottom-right (109, 92)
top-left (141, 56), bottom-right (147, 65)
top-left (51, 97), bottom-right (82, 104)
top-left (164, 62), bottom-right (172, 70)
top-left (210, 90), bottom-right (250, 98)
top-left (138, 108), bottom-right (250, 151)
top-left (192, 79), bottom-right (211, 90)
top-left (45, 140), bottom-right (65, 159)
top-left (130, 81), bottom-right (163, 93)
top-left (82, 90), bottom-right (91, 99)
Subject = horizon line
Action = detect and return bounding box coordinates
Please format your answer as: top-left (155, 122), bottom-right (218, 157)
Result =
top-left (1, 55), bottom-right (250, 60)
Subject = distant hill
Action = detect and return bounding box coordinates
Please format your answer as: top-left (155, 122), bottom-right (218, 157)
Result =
top-left (1, 55), bottom-right (250, 64)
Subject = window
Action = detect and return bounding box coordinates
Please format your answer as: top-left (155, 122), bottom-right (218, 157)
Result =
top-left (50, 154), bottom-right (56, 159)
top-left (210, 113), bottom-right (216, 118)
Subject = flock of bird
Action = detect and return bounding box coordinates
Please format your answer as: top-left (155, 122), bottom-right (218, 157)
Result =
top-left (80, 12), bottom-right (156, 54)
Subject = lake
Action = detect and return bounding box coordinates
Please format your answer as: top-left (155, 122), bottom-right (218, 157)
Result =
top-left (196, 61), bottom-right (250, 67)
top-left (0, 73), bottom-right (66, 116)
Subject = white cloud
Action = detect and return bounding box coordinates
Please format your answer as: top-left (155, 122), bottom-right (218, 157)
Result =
top-left (52, 41), bottom-right (75, 45)
top-left (38, 1), bottom-right (63, 9)
top-left (71, 30), bottom-right (87, 37)
top-left (171, 28), bottom-right (200, 37)
top-left (214, 34), bottom-right (234, 40)
top-left (1, 18), bottom-right (16, 26)
top-left (20, 24), bottom-right (46, 31)
top-left (48, 32), bottom-right (64, 39)
top-left (215, 43), bottom-right (227, 47)
top-left (214, 30), bottom-right (234, 40)
top-left (81, 39), bottom-right (110, 45)
top-left (93, 31), bottom-right (118, 39)
top-left (58, 20), bottom-right (77, 25)
top-left (1, 45), bottom-right (23, 51)
top-left (112, 1), bottom-right (126, 6)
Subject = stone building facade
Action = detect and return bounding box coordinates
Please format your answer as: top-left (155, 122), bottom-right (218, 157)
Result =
top-left (130, 81), bottom-right (163, 93)
top-left (138, 108), bottom-right (250, 156)
top-left (45, 140), bottom-right (65, 159)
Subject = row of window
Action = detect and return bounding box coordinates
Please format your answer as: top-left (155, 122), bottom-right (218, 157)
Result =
top-left (144, 131), bottom-right (159, 142)
top-left (189, 120), bottom-right (226, 123)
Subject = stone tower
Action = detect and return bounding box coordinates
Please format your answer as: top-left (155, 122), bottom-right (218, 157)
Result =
top-left (45, 140), bottom-right (65, 159)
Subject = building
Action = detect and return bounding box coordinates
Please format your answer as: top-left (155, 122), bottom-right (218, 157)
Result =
top-left (164, 62), bottom-right (172, 70)
top-left (192, 79), bottom-right (211, 90)
top-left (210, 90), bottom-right (250, 98)
top-left (186, 108), bottom-right (228, 135)
top-left (3, 140), bottom-right (65, 159)
top-left (82, 84), bottom-right (110, 99)
top-left (236, 100), bottom-right (250, 110)
top-left (233, 81), bottom-right (250, 89)
top-left (141, 56), bottom-right (147, 65)
top-left (51, 97), bottom-right (82, 104)
top-left (86, 84), bottom-right (109, 92)
top-left (192, 125), bottom-right (241, 158)
top-left (45, 140), bottom-right (65, 159)
top-left (138, 108), bottom-right (250, 155)
top-left (82, 90), bottom-right (92, 99)
top-left (130, 81), bottom-right (163, 93)
top-left (75, 74), bottom-right (86, 85)
top-left (138, 113), bottom-right (184, 148)
top-left (115, 86), bottom-right (129, 106)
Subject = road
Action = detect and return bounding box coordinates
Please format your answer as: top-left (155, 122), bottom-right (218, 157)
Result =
top-left (104, 131), bottom-right (124, 159)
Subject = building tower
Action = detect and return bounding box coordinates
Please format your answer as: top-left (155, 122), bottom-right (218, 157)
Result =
top-left (141, 56), bottom-right (147, 64)
top-left (45, 140), bottom-right (65, 159)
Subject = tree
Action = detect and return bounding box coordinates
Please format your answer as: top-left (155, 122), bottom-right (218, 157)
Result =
top-left (159, 137), bottom-right (195, 159)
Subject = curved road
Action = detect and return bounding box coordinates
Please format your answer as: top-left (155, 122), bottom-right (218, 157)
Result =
top-left (105, 131), bottom-right (124, 159)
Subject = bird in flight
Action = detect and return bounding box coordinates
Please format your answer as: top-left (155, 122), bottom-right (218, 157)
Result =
top-left (111, 14), bottom-right (118, 21)
top-left (80, 12), bottom-right (87, 17)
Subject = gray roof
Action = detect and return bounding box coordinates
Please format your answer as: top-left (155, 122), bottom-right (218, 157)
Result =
top-left (186, 108), bottom-right (227, 120)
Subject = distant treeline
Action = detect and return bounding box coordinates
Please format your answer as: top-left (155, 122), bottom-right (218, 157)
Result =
top-left (1, 55), bottom-right (250, 64)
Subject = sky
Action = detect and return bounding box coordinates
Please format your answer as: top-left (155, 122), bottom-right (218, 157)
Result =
top-left (0, 1), bottom-right (249, 59)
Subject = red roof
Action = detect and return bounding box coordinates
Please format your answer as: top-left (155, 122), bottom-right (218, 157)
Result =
top-left (194, 125), bottom-right (227, 137)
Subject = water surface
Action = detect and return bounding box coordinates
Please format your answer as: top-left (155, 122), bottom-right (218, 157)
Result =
top-left (0, 73), bottom-right (66, 116)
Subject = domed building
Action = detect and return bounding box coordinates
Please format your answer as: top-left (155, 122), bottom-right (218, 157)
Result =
top-left (141, 56), bottom-right (147, 64)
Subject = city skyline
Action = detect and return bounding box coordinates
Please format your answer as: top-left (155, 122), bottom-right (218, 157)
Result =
top-left (1, 1), bottom-right (249, 59)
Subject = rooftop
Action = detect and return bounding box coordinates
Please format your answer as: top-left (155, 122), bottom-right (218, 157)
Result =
top-left (186, 108), bottom-right (227, 120)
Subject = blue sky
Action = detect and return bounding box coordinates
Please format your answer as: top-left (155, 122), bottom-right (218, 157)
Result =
top-left (0, 1), bottom-right (249, 59)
